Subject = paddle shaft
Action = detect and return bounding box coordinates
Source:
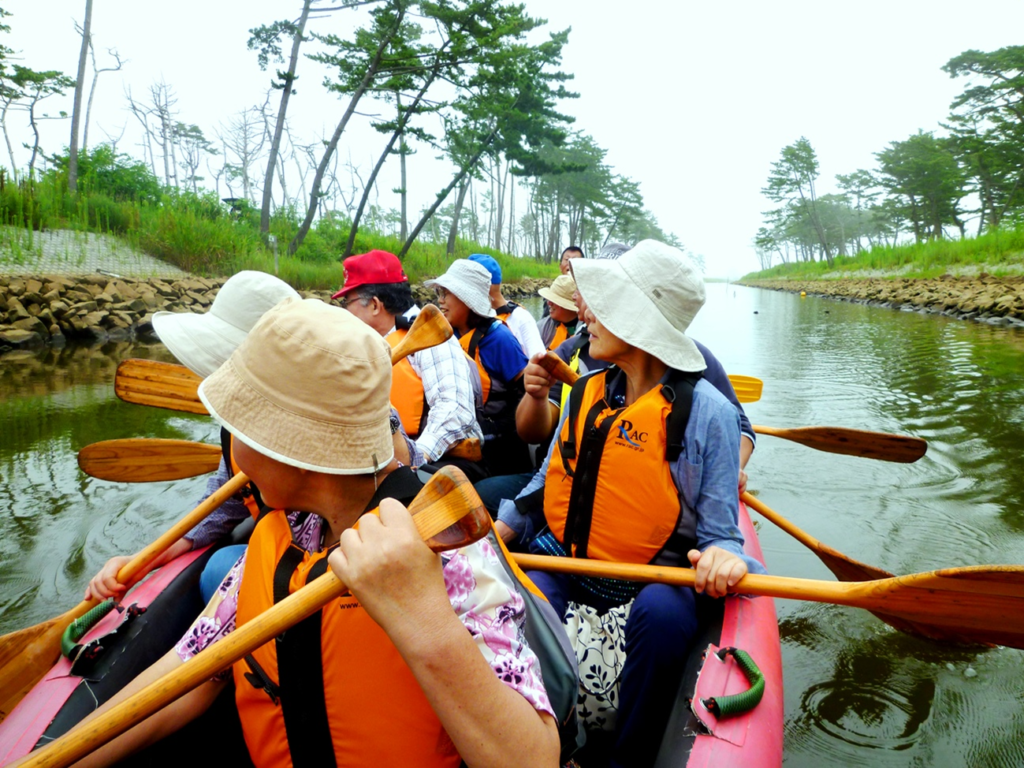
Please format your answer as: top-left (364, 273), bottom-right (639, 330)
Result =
top-left (15, 469), bottom-right (488, 768)
top-left (511, 554), bottom-right (1024, 647)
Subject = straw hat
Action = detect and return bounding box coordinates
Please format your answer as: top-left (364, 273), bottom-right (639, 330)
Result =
top-left (152, 271), bottom-right (300, 377)
top-left (570, 240), bottom-right (706, 372)
top-left (198, 298), bottom-right (394, 475)
top-left (537, 274), bottom-right (578, 312)
top-left (423, 260), bottom-right (496, 318)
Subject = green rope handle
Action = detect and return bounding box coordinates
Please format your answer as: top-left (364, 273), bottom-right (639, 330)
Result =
top-left (61, 599), bottom-right (117, 660)
top-left (701, 647), bottom-right (765, 718)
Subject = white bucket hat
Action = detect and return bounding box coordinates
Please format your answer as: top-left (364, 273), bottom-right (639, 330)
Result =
top-left (152, 270), bottom-right (300, 377)
top-left (538, 274), bottom-right (578, 311)
top-left (570, 239), bottom-right (707, 372)
top-left (423, 260), bottom-right (496, 319)
top-left (198, 298), bottom-right (394, 475)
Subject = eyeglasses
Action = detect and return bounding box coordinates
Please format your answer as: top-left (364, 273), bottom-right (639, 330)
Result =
top-left (339, 294), bottom-right (369, 310)
top-left (434, 287), bottom-right (449, 302)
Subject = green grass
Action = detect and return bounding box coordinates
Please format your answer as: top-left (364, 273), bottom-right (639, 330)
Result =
top-left (743, 226), bottom-right (1024, 281)
top-left (0, 161), bottom-right (559, 289)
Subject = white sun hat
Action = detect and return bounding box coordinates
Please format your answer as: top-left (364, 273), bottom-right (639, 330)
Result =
top-left (570, 239), bottom-right (707, 372)
top-left (423, 259), bottom-right (497, 319)
top-left (152, 270), bottom-right (300, 377)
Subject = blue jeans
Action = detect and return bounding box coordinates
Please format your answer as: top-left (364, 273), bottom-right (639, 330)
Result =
top-left (473, 471), bottom-right (534, 518)
top-left (526, 570), bottom-right (702, 768)
top-left (199, 544), bottom-right (247, 604)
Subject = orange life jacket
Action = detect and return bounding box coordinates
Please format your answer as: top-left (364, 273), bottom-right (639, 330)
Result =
top-left (233, 470), bottom-right (460, 768)
top-left (544, 368), bottom-right (700, 564)
top-left (545, 321), bottom-right (570, 352)
top-left (459, 325), bottom-right (492, 405)
top-left (385, 327), bottom-right (428, 438)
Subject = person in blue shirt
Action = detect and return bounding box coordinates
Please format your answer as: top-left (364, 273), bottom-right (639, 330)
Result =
top-left (425, 260), bottom-right (532, 475)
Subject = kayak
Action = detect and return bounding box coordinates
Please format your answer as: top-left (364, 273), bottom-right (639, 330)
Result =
top-left (0, 503), bottom-right (782, 767)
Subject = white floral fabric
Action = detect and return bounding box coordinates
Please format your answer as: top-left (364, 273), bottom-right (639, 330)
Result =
top-left (175, 512), bottom-right (553, 718)
top-left (564, 600), bottom-right (633, 733)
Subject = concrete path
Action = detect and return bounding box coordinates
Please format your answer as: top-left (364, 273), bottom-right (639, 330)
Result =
top-left (0, 228), bottom-right (188, 278)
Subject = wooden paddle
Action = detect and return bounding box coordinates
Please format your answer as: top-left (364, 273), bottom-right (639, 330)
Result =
top-left (114, 304), bottom-right (454, 415)
top-left (538, 353), bottom-right (925, 463)
top-left (752, 425), bottom-right (927, 463)
top-left (76, 435), bottom-right (485, 484)
top-left (739, 492), bottom-right (954, 641)
top-left (78, 439), bottom-right (222, 483)
top-left (0, 472), bottom-right (251, 723)
top-left (512, 553), bottom-right (1024, 649)
top-left (537, 352), bottom-right (762, 404)
top-left (13, 466), bottom-right (489, 768)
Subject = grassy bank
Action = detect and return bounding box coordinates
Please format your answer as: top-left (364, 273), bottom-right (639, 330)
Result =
top-left (0, 149), bottom-right (558, 290)
top-left (743, 225), bottom-right (1024, 281)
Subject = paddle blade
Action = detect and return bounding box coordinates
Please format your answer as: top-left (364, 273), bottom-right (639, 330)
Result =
top-left (538, 352), bottom-right (579, 386)
top-left (0, 605), bottom-right (91, 723)
top-left (753, 425), bottom-right (927, 463)
top-left (115, 359), bottom-right (208, 415)
top-left (408, 465), bottom-right (491, 551)
top-left (78, 439), bottom-right (222, 482)
top-left (390, 304), bottom-right (453, 364)
top-left (444, 437), bottom-right (483, 463)
top-left (728, 374), bottom-right (762, 404)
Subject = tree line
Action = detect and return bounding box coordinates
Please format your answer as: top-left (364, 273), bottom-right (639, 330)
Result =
top-left (0, 1), bottom-right (682, 265)
top-left (754, 46), bottom-right (1024, 270)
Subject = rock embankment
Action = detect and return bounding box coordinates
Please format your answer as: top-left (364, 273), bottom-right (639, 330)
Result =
top-left (0, 273), bottom-right (551, 352)
top-left (743, 275), bottom-right (1024, 327)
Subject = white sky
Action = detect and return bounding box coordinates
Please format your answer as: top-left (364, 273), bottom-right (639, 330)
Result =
top-left (4, 0), bottom-right (1024, 278)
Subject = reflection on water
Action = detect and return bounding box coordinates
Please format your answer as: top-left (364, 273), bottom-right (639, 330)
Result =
top-left (1, 288), bottom-right (1023, 766)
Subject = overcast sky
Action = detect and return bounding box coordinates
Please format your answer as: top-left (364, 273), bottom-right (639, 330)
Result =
top-left (4, 0), bottom-right (1024, 278)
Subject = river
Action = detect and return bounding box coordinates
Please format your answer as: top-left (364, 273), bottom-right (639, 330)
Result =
top-left (2, 285), bottom-right (1023, 766)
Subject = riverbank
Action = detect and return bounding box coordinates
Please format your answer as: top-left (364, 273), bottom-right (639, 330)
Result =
top-left (0, 272), bottom-right (549, 352)
top-left (740, 274), bottom-right (1024, 328)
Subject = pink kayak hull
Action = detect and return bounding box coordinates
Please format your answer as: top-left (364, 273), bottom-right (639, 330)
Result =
top-left (681, 500), bottom-right (784, 767)
top-left (0, 547), bottom-right (209, 764)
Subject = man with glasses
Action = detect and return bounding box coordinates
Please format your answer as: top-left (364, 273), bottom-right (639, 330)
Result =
top-left (333, 250), bottom-right (482, 467)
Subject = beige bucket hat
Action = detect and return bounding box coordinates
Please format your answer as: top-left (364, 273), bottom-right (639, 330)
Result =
top-left (570, 239), bottom-right (707, 372)
top-left (198, 298), bottom-right (394, 475)
top-left (538, 274), bottom-right (578, 312)
top-left (152, 270), bottom-right (300, 377)
top-left (423, 260), bottom-right (496, 318)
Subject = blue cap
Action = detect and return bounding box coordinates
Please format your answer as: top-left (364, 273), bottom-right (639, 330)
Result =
top-left (468, 253), bottom-right (502, 284)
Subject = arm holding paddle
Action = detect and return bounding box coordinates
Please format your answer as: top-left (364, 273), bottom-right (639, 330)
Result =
top-left (330, 500), bottom-right (559, 768)
top-left (85, 458), bottom-right (250, 601)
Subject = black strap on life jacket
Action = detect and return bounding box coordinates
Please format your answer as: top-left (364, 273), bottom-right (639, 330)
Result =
top-left (557, 368), bottom-right (702, 560)
top-left (466, 318), bottom-right (497, 361)
top-left (220, 428), bottom-right (270, 516)
top-left (395, 313), bottom-right (413, 331)
top-left (496, 301), bottom-right (519, 318)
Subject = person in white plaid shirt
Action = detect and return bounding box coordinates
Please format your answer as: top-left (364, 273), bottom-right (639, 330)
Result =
top-left (333, 250), bottom-right (482, 465)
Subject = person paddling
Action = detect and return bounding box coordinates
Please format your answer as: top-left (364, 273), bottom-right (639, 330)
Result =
top-left (69, 299), bottom-right (560, 768)
top-left (467, 253), bottom-right (546, 360)
top-left (523, 240), bottom-right (767, 768)
top-left (536, 274), bottom-right (579, 351)
top-left (426, 260), bottom-right (533, 475)
top-left (332, 249), bottom-right (482, 467)
top-left (85, 271), bottom-right (300, 604)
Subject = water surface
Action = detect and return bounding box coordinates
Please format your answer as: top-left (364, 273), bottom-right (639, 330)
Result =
top-left (2, 287), bottom-right (1023, 766)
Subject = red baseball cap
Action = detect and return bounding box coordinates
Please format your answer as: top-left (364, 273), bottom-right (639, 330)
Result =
top-left (331, 250), bottom-right (408, 299)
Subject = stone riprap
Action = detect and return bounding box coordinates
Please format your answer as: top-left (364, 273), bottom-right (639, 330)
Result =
top-left (0, 272), bottom-right (553, 353)
top-left (742, 274), bottom-right (1024, 328)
